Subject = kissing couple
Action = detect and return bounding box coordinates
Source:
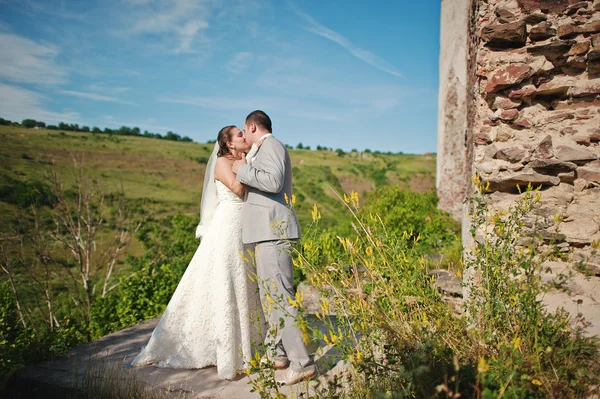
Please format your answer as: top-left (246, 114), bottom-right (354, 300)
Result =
top-left (131, 110), bottom-right (316, 386)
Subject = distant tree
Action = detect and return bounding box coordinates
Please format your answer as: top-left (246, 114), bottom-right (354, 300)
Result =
top-left (182, 136), bottom-right (192, 142)
top-left (143, 130), bottom-right (150, 137)
top-left (305, 145), bottom-right (311, 151)
top-left (81, 126), bottom-right (90, 132)
top-left (47, 125), bottom-right (58, 130)
top-left (58, 122), bottom-right (69, 130)
top-left (70, 124), bottom-right (79, 131)
top-left (285, 144), bottom-right (293, 149)
top-left (0, 117), bottom-right (11, 125)
top-left (336, 148), bottom-right (345, 157)
top-left (296, 143), bottom-right (304, 150)
top-left (165, 131), bottom-right (181, 141)
top-left (351, 148), bottom-right (358, 153)
top-left (104, 128), bottom-right (113, 134)
top-left (207, 139), bottom-right (216, 144)
top-left (35, 121), bottom-right (46, 128)
top-left (22, 119), bottom-right (37, 128)
top-left (364, 148), bottom-right (372, 153)
top-left (92, 127), bottom-right (101, 133)
top-left (316, 145), bottom-right (323, 151)
top-left (132, 127), bottom-right (141, 136)
top-left (374, 150), bottom-right (382, 155)
top-left (118, 126), bottom-right (131, 136)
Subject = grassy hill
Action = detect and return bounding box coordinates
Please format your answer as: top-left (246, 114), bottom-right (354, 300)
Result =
top-left (0, 125), bottom-right (436, 230)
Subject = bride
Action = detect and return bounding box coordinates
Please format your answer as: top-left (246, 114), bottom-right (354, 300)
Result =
top-left (131, 125), bottom-right (264, 379)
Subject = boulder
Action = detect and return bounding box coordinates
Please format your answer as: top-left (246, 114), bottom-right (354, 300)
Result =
top-left (527, 40), bottom-right (574, 58)
top-left (492, 96), bottom-right (522, 110)
top-left (568, 78), bottom-right (600, 96)
top-left (486, 171), bottom-right (560, 192)
top-left (509, 84), bottom-right (537, 99)
top-left (474, 132), bottom-right (492, 145)
top-left (565, 1), bottom-right (590, 15)
top-left (536, 75), bottom-right (575, 96)
top-left (577, 165), bottom-right (600, 182)
top-left (495, 6), bottom-right (518, 23)
top-left (481, 20), bottom-right (527, 47)
top-left (566, 40), bottom-right (590, 56)
top-left (529, 21), bottom-right (556, 41)
top-left (528, 158), bottom-right (577, 173)
top-left (494, 146), bottom-right (528, 163)
top-left (485, 64), bottom-right (533, 93)
top-left (555, 145), bottom-right (598, 163)
top-left (557, 23), bottom-right (581, 39)
top-left (524, 12), bottom-right (547, 25)
top-left (532, 135), bottom-right (554, 159)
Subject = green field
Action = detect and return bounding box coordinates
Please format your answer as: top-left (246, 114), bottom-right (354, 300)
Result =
top-left (0, 125), bottom-right (436, 230)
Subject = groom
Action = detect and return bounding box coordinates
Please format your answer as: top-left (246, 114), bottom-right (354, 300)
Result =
top-left (232, 110), bottom-right (315, 385)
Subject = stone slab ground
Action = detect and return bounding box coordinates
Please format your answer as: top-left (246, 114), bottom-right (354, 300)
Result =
top-left (8, 315), bottom-right (345, 399)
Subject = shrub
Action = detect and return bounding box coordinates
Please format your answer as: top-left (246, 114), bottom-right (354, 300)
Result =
top-left (252, 184), bottom-right (599, 398)
top-left (0, 178), bottom-right (56, 208)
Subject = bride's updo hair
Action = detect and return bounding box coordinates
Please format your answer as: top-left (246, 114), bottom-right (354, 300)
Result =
top-left (217, 125), bottom-right (237, 158)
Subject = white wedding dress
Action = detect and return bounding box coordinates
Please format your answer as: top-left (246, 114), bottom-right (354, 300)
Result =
top-left (131, 180), bottom-right (264, 379)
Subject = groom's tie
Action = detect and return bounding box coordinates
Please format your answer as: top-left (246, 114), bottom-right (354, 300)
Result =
top-left (247, 143), bottom-right (259, 166)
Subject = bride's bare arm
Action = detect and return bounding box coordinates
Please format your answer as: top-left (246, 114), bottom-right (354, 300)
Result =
top-left (214, 157), bottom-right (245, 198)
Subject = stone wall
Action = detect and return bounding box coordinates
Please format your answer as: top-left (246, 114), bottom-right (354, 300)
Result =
top-left (472, 0), bottom-right (600, 251)
top-left (439, 0), bottom-right (600, 334)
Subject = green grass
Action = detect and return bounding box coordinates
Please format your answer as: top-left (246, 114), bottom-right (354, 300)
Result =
top-left (0, 125), bottom-right (436, 230)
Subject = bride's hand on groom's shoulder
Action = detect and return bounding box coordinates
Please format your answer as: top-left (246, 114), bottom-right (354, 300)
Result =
top-left (232, 153), bottom-right (246, 174)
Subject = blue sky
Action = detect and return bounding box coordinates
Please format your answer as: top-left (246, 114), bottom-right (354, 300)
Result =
top-left (0, 0), bottom-right (440, 153)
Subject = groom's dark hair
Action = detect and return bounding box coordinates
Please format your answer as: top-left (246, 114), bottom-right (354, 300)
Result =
top-left (246, 110), bottom-right (272, 133)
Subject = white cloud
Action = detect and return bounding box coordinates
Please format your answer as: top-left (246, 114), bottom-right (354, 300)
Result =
top-left (125, 0), bottom-right (213, 54)
top-left (59, 90), bottom-right (135, 105)
top-left (0, 83), bottom-right (79, 123)
top-left (226, 51), bottom-right (252, 74)
top-left (86, 83), bottom-right (131, 95)
top-left (158, 95), bottom-right (342, 122)
top-left (293, 6), bottom-right (403, 78)
top-left (0, 33), bottom-right (67, 85)
top-left (159, 95), bottom-right (270, 111)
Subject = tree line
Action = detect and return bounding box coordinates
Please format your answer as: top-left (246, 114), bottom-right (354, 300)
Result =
top-left (0, 117), bottom-right (193, 143)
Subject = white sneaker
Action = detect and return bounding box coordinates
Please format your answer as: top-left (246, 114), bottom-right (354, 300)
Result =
top-left (274, 367), bottom-right (316, 385)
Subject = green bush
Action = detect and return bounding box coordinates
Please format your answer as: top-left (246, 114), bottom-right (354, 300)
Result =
top-left (358, 186), bottom-right (458, 253)
top-left (0, 282), bottom-right (85, 389)
top-left (90, 213), bottom-right (198, 338)
top-left (0, 177), bottom-right (56, 208)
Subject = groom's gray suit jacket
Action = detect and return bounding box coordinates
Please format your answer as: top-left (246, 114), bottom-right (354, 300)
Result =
top-left (236, 136), bottom-right (301, 244)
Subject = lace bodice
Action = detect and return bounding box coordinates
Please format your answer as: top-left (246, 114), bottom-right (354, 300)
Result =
top-left (216, 180), bottom-right (243, 204)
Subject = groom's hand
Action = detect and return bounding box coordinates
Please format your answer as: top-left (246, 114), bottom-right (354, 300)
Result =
top-left (232, 153), bottom-right (247, 174)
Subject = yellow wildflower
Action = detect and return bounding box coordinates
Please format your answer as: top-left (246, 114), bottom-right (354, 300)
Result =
top-left (311, 204), bottom-right (321, 222)
top-left (350, 190), bottom-right (359, 208)
top-left (284, 192), bottom-right (289, 205)
top-left (365, 246), bottom-right (373, 256)
top-left (477, 357), bottom-right (489, 374)
top-left (287, 296), bottom-right (298, 308)
top-left (531, 378), bottom-right (542, 386)
top-left (512, 336), bottom-right (521, 349)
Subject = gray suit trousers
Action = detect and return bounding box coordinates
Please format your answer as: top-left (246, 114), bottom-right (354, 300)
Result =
top-left (255, 240), bottom-right (314, 372)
